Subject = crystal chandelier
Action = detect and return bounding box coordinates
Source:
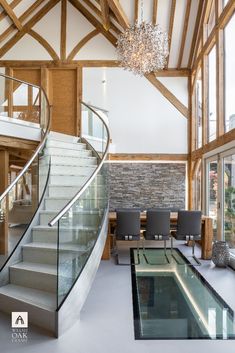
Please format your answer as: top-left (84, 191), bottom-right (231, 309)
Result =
top-left (116, 0), bottom-right (169, 76)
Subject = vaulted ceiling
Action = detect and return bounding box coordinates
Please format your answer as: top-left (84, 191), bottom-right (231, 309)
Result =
top-left (0, 0), bottom-right (203, 69)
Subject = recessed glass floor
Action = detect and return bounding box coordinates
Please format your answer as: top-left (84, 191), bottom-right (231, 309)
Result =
top-left (131, 248), bottom-right (235, 340)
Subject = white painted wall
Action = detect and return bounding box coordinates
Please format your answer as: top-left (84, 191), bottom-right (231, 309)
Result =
top-left (83, 68), bottom-right (188, 154)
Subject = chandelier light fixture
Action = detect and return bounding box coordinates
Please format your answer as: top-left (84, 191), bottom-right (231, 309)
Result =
top-left (116, 0), bottom-right (169, 76)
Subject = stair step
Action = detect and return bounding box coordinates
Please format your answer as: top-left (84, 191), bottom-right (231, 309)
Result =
top-left (48, 131), bottom-right (81, 143)
top-left (45, 196), bottom-right (106, 211)
top-left (44, 147), bottom-right (92, 158)
top-left (0, 284), bottom-right (56, 311)
top-left (44, 197), bottom-right (70, 210)
top-left (48, 184), bottom-right (105, 198)
top-left (10, 262), bottom-right (57, 293)
top-left (39, 209), bottom-right (101, 226)
top-left (49, 175), bottom-right (91, 186)
top-left (32, 225), bottom-right (97, 242)
top-left (46, 140), bottom-right (86, 150)
top-left (22, 242), bottom-right (92, 265)
top-left (41, 155), bottom-right (97, 166)
top-left (46, 164), bottom-right (96, 176)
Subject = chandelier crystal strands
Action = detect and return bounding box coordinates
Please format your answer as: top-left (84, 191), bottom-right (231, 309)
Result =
top-left (116, 0), bottom-right (169, 76)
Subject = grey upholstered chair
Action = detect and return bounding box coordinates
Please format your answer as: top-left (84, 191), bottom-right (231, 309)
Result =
top-left (173, 210), bottom-right (202, 265)
top-left (115, 209), bottom-right (141, 265)
top-left (143, 209), bottom-right (172, 264)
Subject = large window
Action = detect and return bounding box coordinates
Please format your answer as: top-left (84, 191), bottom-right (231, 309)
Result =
top-left (224, 14), bottom-right (235, 133)
top-left (205, 148), bottom-right (235, 254)
top-left (193, 160), bottom-right (202, 211)
top-left (208, 46), bottom-right (217, 142)
top-left (207, 159), bottom-right (218, 239)
top-left (195, 69), bottom-right (202, 148)
top-left (223, 153), bottom-right (235, 253)
top-left (207, 0), bottom-right (216, 38)
top-left (223, 0), bottom-right (229, 8)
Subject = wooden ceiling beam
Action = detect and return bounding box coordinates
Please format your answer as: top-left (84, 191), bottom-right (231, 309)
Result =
top-left (67, 29), bottom-right (99, 60)
top-left (177, 0), bottom-right (192, 69)
top-left (146, 73), bottom-right (188, 118)
top-left (69, 0), bottom-right (117, 46)
top-left (134, 0), bottom-right (138, 23)
top-left (190, 0), bottom-right (210, 69)
top-left (29, 29), bottom-right (59, 60)
top-left (106, 0), bottom-right (129, 29)
top-left (100, 0), bottom-right (110, 30)
top-left (83, 0), bottom-right (101, 17)
top-left (60, 0), bottom-right (67, 60)
top-left (166, 0), bottom-right (176, 68)
top-left (188, 0), bottom-right (203, 68)
top-left (80, 0), bottom-right (120, 35)
top-left (0, 0), bottom-right (46, 45)
top-left (152, 0), bottom-right (158, 25)
top-left (0, 0), bottom-right (22, 30)
top-left (0, 0), bottom-right (22, 21)
top-left (0, 0), bottom-right (60, 58)
top-left (154, 69), bottom-right (190, 77)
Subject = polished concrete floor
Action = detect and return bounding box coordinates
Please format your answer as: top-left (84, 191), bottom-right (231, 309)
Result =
top-left (1, 243), bottom-right (235, 353)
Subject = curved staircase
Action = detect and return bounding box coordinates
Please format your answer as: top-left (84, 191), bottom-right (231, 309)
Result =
top-left (0, 74), bottom-right (110, 336)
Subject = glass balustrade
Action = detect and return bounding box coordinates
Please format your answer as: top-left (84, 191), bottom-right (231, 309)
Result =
top-left (56, 102), bottom-right (109, 308)
top-left (0, 74), bottom-right (51, 269)
top-left (0, 74), bottom-right (40, 124)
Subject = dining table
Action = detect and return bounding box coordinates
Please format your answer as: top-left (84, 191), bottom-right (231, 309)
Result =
top-left (101, 212), bottom-right (214, 261)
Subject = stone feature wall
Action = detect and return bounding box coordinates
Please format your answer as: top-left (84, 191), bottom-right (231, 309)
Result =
top-left (108, 163), bottom-right (186, 211)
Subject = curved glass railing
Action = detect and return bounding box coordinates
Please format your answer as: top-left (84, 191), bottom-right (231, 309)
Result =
top-left (48, 102), bottom-right (110, 308)
top-left (0, 74), bottom-right (51, 269)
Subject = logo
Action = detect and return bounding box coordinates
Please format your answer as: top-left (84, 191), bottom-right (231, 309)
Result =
top-left (11, 312), bottom-right (28, 343)
top-left (12, 312), bottom-right (28, 328)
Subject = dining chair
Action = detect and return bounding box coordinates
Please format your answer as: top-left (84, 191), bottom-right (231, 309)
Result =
top-left (143, 209), bottom-right (172, 265)
top-left (172, 210), bottom-right (202, 265)
top-left (115, 208), bottom-right (141, 265)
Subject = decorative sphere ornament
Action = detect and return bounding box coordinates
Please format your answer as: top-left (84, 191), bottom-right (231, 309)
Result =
top-left (116, 22), bottom-right (169, 76)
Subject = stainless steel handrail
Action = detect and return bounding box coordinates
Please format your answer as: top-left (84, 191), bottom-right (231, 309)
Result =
top-left (0, 73), bottom-right (51, 203)
top-left (48, 101), bottom-right (110, 227)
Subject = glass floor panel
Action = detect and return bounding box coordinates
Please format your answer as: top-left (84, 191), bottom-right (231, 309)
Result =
top-left (131, 248), bottom-right (235, 340)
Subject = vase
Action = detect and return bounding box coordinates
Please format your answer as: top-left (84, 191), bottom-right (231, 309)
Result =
top-left (212, 241), bottom-right (230, 268)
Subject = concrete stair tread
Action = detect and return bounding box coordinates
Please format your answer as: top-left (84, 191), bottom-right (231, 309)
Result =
top-left (46, 143), bottom-right (86, 150)
top-left (40, 159), bottom-right (97, 167)
top-left (46, 172), bottom-right (95, 177)
top-left (39, 209), bottom-right (100, 215)
top-left (24, 242), bottom-right (92, 252)
top-left (44, 149), bottom-right (91, 156)
top-left (45, 196), bottom-right (105, 200)
top-left (48, 184), bottom-right (103, 188)
top-left (33, 225), bottom-right (97, 231)
top-left (48, 139), bottom-right (85, 145)
top-left (10, 261), bottom-right (57, 276)
top-left (42, 155), bottom-right (96, 161)
top-left (45, 196), bottom-right (70, 200)
top-left (48, 132), bottom-right (81, 143)
top-left (0, 284), bottom-right (56, 311)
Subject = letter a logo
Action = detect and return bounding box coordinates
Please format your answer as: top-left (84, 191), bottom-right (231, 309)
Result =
top-left (12, 312), bottom-right (28, 328)
top-left (15, 315), bottom-right (24, 325)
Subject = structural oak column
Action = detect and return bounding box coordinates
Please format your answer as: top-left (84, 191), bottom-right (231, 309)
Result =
top-left (6, 67), bottom-right (13, 118)
top-left (76, 66), bottom-right (82, 137)
top-left (0, 150), bottom-right (9, 255)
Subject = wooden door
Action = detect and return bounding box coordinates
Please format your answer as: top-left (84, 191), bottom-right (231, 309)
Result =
top-left (50, 69), bottom-right (77, 136)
